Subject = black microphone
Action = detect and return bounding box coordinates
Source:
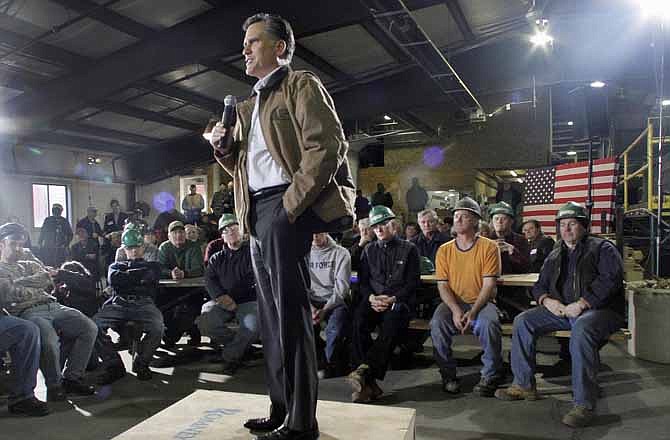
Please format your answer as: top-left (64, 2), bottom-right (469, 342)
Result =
top-left (221, 95), bottom-right (237, 129)
top-left (212, 95), bottom-right (236, 155)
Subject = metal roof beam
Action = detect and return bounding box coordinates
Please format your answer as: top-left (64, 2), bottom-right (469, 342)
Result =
top-left (444, 0), bottom-right (475, 41)
top-left (54, 120), bottom-right (161, 145)
top-left (138, 79), bottom-right (220, 113)
top-left (359, 20), bottom-right (410, 64)
top-left (294, 44), bottom-right (351, 82)
top-left (22, 131), bottom-right (136, 154)
top-left (0, 27), bottom-right (90, 69)
top-left (100, 100), bottom-right (202, 131)
top-left (49, 0), bottom-right (155, 40)
top-left (6, 0), bottom-right (370, 135)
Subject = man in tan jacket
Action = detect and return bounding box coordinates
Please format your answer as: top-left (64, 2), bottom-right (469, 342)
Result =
top-left (209, 12), bottom-right (355, 440)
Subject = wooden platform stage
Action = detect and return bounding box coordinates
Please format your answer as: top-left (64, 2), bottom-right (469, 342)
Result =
top-left (113, 390), bottom-right (416, 440)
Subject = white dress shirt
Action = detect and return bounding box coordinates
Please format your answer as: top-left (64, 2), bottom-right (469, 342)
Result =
top-left (247, 66), bottom-right (292, 192)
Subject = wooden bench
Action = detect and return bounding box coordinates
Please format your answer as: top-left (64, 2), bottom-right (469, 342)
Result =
top-left (409, 319), bottom-right (629, 341)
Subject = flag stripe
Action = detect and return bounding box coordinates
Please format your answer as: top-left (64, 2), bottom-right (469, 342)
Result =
top-left (522, 158), bottom-right (617, 234)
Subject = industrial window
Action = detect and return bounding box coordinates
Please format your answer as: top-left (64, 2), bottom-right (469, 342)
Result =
top-left (32, 184), bottom-right (68, 228)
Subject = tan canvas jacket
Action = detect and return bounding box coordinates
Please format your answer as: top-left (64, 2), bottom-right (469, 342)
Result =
top-left (215, 66), bottom-right (355, 234)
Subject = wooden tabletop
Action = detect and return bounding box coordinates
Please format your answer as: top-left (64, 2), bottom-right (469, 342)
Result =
top-left (159, 276), bottom-right (206, 288)
top-left (353, 272), bottom-right (538, 287)
top-left (497, 273), bottom-right (539, 287)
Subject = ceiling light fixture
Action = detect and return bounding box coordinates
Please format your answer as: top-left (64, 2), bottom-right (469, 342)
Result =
top-left (383, 114), bottom-right (392, 121)
top-left (567, 121), bottom-right (574, 126)
top-left (662, 99), bottom-right (670, 106)
top-left (510, 170), bottom-right (518, 177)
top-left (590, 81), bottom-right (606, 88)
top-left (530, 18), bottom-right (553, 47)
top-left (567, 151), bottom-right (577, 156)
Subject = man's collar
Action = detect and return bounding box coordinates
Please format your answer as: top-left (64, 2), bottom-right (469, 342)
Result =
top-left (253, 65), bottom-right (289, 95)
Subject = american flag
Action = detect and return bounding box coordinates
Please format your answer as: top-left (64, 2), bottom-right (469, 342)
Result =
top-left (522, 158), bottom-right (617, 235)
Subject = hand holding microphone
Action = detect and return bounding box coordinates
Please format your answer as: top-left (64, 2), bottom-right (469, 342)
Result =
top-left (210, 95), bottom-right (236, 155)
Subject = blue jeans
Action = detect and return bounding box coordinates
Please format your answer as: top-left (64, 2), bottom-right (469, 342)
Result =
top-left (0, 316), bottom-right (40, 404)
top-left (20, 302), bottom-right (97, 387)
top-left (94, 297), bottom-right (165, 367)
top-left (430, 301), bottom-right (503, 380)
top-left (317, 304), bottom-right (349, 363)
top-left (197, 300), bottom-right (259, 362)
top-left (511, 306), bottom-right (624, 409)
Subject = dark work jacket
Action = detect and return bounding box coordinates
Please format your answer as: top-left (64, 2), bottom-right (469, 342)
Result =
top-left (108, 259), bottom-right (161, 300)
top-left (359, 236), bottom-right (420, 308)
top-left (103, 212), bottom-right (129, 234)
top-left (532, 235), bottom-right (624, 315)
top-left (485, 231), bottom-right (530, 274)
top-left (76, 217), bottom-right (103, 238)
top-left (205, 241), bottom-right (256, 305)
top-left (54, 269), bottom-right (98, 317)
top-left (528, 234), bottom-right (555, 272)
top-left (349, 238), bottom-right (375, 272)
top-left (411, 231), bottom-right (451, 264)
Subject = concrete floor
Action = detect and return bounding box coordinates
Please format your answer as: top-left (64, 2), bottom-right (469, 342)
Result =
top-left (1, 335), bottom-right (669, 440)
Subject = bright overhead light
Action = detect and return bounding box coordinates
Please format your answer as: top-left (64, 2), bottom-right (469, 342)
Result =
top-left (662, 99), bottom-right (670, 106)
top-left (639, 0), bottom-right (670, 19)
top-left (383, 114), bottom-right (392, 121)
top-left (530, 31), bottom-right (553, 46)
top-left (516, 178), bottom-right (524, 184)
top-left (567, 121), bottom-right (574, 126)
top-left (567, 151), bottom-right (577, 156)
top-left (590, 81), bottom-right (606, 88)
top-left (510, 170), bottom-right (518, 177)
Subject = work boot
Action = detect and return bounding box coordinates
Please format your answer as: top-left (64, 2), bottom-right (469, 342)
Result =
top-left (494, 384), bottom-right (539, 401)
top-left (62, 378), bottom-right (95, 396)
top-left (221, 359), bottom-right (241, 376)
top-left (347, 364), bottom-right (370, 394)
top-left (368, 378), bottom-right (384, 400)
top-left (441, 376), bottom-right (460, 394)
top-left (562, 405), bottom-right (594, 428)
top-left (132, 362), bottom-right (153, 381)
top-left (473, 374), bottom-right (504, 397)
top-left (8, 397), bottom-right (49, 417)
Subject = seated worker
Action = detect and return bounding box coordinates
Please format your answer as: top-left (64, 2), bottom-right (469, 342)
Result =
top-left (412, 209), bottom-right (451, 264)
top-left (308, 232), bottom-right (351, 378)
top-left (495, 202), bottom-right (625, 428)
top-left (198, 215), bottom-right (258, 375)
top-left (158, 220), bottom-right (205, 345)
top-left (94, 228), bottom-right (164, 383)
top-left (348, 217), bottom-right (375, 272)
top-left (203, 215), bottom-right (229, 264)
top-left (348, 206), bottom-right (420, 403)
top-left (53, 261), bottom-right (99, 318)
top-left (70, 227), bottom-right (100, 280)
top-left (0, 223), bottom-right (97, 401)
top-left (485, 202), bottom-right (529, 273)
top-left (429, 197), bottom-right (504, 397)
top-left (485, 201), bottom-right (530, 319)
top-left (115, 225), bottom-right (159, 263)
top-left (522, 219), bottom-right (555, 272)
top-left (0, 315), bottom-right (49, 416)
top-left (158, 221), bottom-right (204, 280)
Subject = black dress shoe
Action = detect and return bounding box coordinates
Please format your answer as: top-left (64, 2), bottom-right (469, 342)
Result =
top-left (255, 426), bottom-right (319, 440)
top-left (244, 416), bottom-right (284, 432)
top-left (9, 397), bottom-right (50, 417)
top-left (62, 378), bottom-right (95, 396)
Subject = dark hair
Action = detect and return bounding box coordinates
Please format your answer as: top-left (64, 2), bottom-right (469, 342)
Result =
top-left (405, 222), bottom-right (419, 230)
top-left (243, 13), bottom-right (295, 63)
top-left (61, 260), bottom-right (91, 277)
top-left (522, 219), bottom-right (542, 230)
top-left (110, 199), bottom-right (119, 207)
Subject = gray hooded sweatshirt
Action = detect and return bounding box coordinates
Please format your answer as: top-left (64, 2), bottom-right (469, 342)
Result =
top-left (308, 235), bottom-right (351, 310)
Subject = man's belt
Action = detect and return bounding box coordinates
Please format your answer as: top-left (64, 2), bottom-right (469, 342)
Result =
top-left (250, 184), bottom-right (290, 201)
